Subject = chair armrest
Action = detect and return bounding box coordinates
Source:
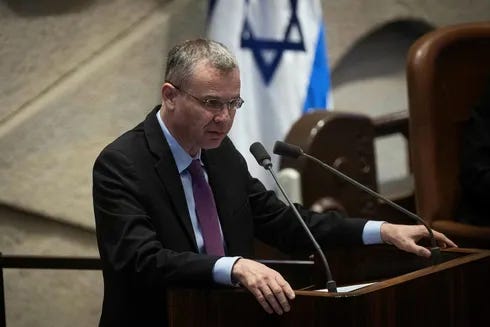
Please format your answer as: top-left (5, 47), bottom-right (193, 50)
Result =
top-left (310, 197), bottom-right (347, 215)
top-left (372, 110), bottom-right (409, 139)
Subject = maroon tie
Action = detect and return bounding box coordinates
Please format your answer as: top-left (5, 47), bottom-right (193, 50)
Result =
top-left (188, 159), bottom-right (225, 256)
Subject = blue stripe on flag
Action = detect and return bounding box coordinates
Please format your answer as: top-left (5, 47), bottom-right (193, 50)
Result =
top-left (303, 24), bottom-right (331, 113)
top-left (207, 0), bottom-right (218, 24)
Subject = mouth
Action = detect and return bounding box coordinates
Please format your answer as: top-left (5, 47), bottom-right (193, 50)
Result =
top-left (207, 131), bottom-right (226, 137)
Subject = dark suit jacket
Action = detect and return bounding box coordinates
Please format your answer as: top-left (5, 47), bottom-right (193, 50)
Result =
top-left (458, 82), bottom-right (490, 226)
top-left (93, 105), bottom-right (367, 326)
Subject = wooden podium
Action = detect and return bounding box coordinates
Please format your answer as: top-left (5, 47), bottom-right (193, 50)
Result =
top-left (166, 247), bottom-right (489, 326)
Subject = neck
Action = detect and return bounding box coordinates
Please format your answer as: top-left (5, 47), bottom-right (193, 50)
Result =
top-left (160, 110), bottom-right (200, 157)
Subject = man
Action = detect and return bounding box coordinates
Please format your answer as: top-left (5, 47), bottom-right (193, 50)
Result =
top-left (93, 39), bottom-right (455, 326)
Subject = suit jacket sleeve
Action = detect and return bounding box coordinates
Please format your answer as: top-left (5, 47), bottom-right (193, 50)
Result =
top-left (247, 173), bottom-right (367, 254)
top-left (93, 148), bottom-right (218, 290)
top-left (209, 139), bottom-right (368, 255)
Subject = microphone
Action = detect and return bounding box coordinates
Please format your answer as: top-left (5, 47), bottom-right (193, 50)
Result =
top-left (273, 140), bottom-right (441, 264)
top-left (249, 142), bottom-right (337, 292)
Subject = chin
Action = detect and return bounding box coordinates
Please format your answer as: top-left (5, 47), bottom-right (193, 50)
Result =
top-left (203, 138), bottom-right (225, 150)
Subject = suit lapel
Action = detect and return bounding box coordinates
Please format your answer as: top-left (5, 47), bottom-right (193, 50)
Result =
top-left (144, 107), bottom-right (198, 251)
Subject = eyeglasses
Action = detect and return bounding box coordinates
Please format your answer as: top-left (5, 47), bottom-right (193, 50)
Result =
top-left (168, 82), bottom-right (244, 112)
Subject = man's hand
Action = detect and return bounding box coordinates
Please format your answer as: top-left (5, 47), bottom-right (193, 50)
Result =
top-left (231, 258), bottom-right (295, 315)
top-left (380, 223), bottom-right (457, 257)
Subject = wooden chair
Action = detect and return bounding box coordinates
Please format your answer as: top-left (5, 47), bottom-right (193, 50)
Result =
top-left (407, 22), bottom-right (490, 248)
top-left (256, 110), bottom-right (414, 259)
top-left (279, 110), bottom-right (414, 224)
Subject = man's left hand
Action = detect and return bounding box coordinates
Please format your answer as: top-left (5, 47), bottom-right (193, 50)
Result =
top-left (380, 223), bottom-right (457, 257)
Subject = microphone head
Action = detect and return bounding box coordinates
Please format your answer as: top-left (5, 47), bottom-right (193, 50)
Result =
top-left (249, 142), bottom-right (272, 168)
top-left (273, 141), bottom-right (303, 158)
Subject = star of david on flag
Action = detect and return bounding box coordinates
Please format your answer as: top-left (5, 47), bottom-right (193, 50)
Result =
top-left (208, 0), bottom-right (332, 189)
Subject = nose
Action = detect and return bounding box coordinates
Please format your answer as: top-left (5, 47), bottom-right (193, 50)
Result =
top-left (213, 106), bottom-right (233, 123)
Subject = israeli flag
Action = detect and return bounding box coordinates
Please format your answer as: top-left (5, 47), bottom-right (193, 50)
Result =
top-left (208, 0), bottom-right (332, 187)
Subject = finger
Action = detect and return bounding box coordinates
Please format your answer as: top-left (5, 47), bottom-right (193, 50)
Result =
top-left (262, 284), bottom-right (284, 315)
top-left (434, 231), bottom-right (457, 248)
top-left (275, 275), bottom-right (295, 300)
top-left (269, 280), bottom-right (290, 313)
top-left (411, 243), bottom-right (431, 258)
top-left (251, 287), bottom-right (273, 314)
top-left (417, 226), bottom-right (457, 249)
top-left (398, 235), bottom-right (431, 258)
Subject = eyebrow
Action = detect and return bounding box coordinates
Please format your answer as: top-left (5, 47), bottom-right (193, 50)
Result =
top-left (202, 94), bottom-right (241, 101)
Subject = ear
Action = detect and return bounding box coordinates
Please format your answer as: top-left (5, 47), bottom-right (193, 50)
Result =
top-left (162, 83), bottom-right (178, 110)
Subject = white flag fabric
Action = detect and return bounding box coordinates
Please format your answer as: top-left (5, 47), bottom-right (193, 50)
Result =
top-left (208, 0), bottom-right (331, 188)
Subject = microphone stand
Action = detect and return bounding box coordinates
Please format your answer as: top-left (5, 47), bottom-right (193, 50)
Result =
top-left (265, 163), bottom-right (338, 292)
top-left (250, 142), bottom-right (338, 292)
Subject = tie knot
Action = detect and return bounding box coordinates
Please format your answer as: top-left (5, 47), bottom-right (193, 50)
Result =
top-left (188, 159), bottom-right (204, 178)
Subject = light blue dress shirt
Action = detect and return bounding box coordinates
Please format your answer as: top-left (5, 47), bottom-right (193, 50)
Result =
top-left (156, 111), bottom-right (383, 286)
top-left (156, 111), bottom-right (239, 285)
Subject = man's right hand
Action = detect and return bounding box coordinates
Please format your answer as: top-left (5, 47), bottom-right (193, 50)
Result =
top-left (231, 258), bottom-right (295, 315)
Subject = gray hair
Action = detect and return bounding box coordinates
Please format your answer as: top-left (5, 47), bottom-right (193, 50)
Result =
top-left (164, 39), bottom-right (238, 88)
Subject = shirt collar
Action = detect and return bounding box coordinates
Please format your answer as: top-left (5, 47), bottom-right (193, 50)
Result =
top-left (156, 110), bottom-right (201, 173)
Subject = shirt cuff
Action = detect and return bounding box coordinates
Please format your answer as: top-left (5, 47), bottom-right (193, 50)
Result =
top-left (362, 220), bottom-right (385, 245)
top-left (212, 256), bottom-right (241, 286)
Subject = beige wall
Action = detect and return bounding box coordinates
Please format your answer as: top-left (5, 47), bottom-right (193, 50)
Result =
top-left (0, 0), bottom-right (489, 325)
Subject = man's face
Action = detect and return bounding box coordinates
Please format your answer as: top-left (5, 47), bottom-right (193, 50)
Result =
top-left (164, 60), bottom-right (241, 156)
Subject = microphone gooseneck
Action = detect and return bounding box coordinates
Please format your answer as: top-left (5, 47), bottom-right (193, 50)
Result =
top-left (250, 142), bottom-right (337, 292)
top-left (273, 140), bottom-right (441, 265)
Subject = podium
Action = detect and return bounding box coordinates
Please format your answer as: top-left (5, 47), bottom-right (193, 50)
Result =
top-left (166, 247), bottom-right (489, 326)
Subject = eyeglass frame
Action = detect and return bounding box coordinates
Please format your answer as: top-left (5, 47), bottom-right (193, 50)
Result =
top-left (166, 82), bottom-right (244, 112)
